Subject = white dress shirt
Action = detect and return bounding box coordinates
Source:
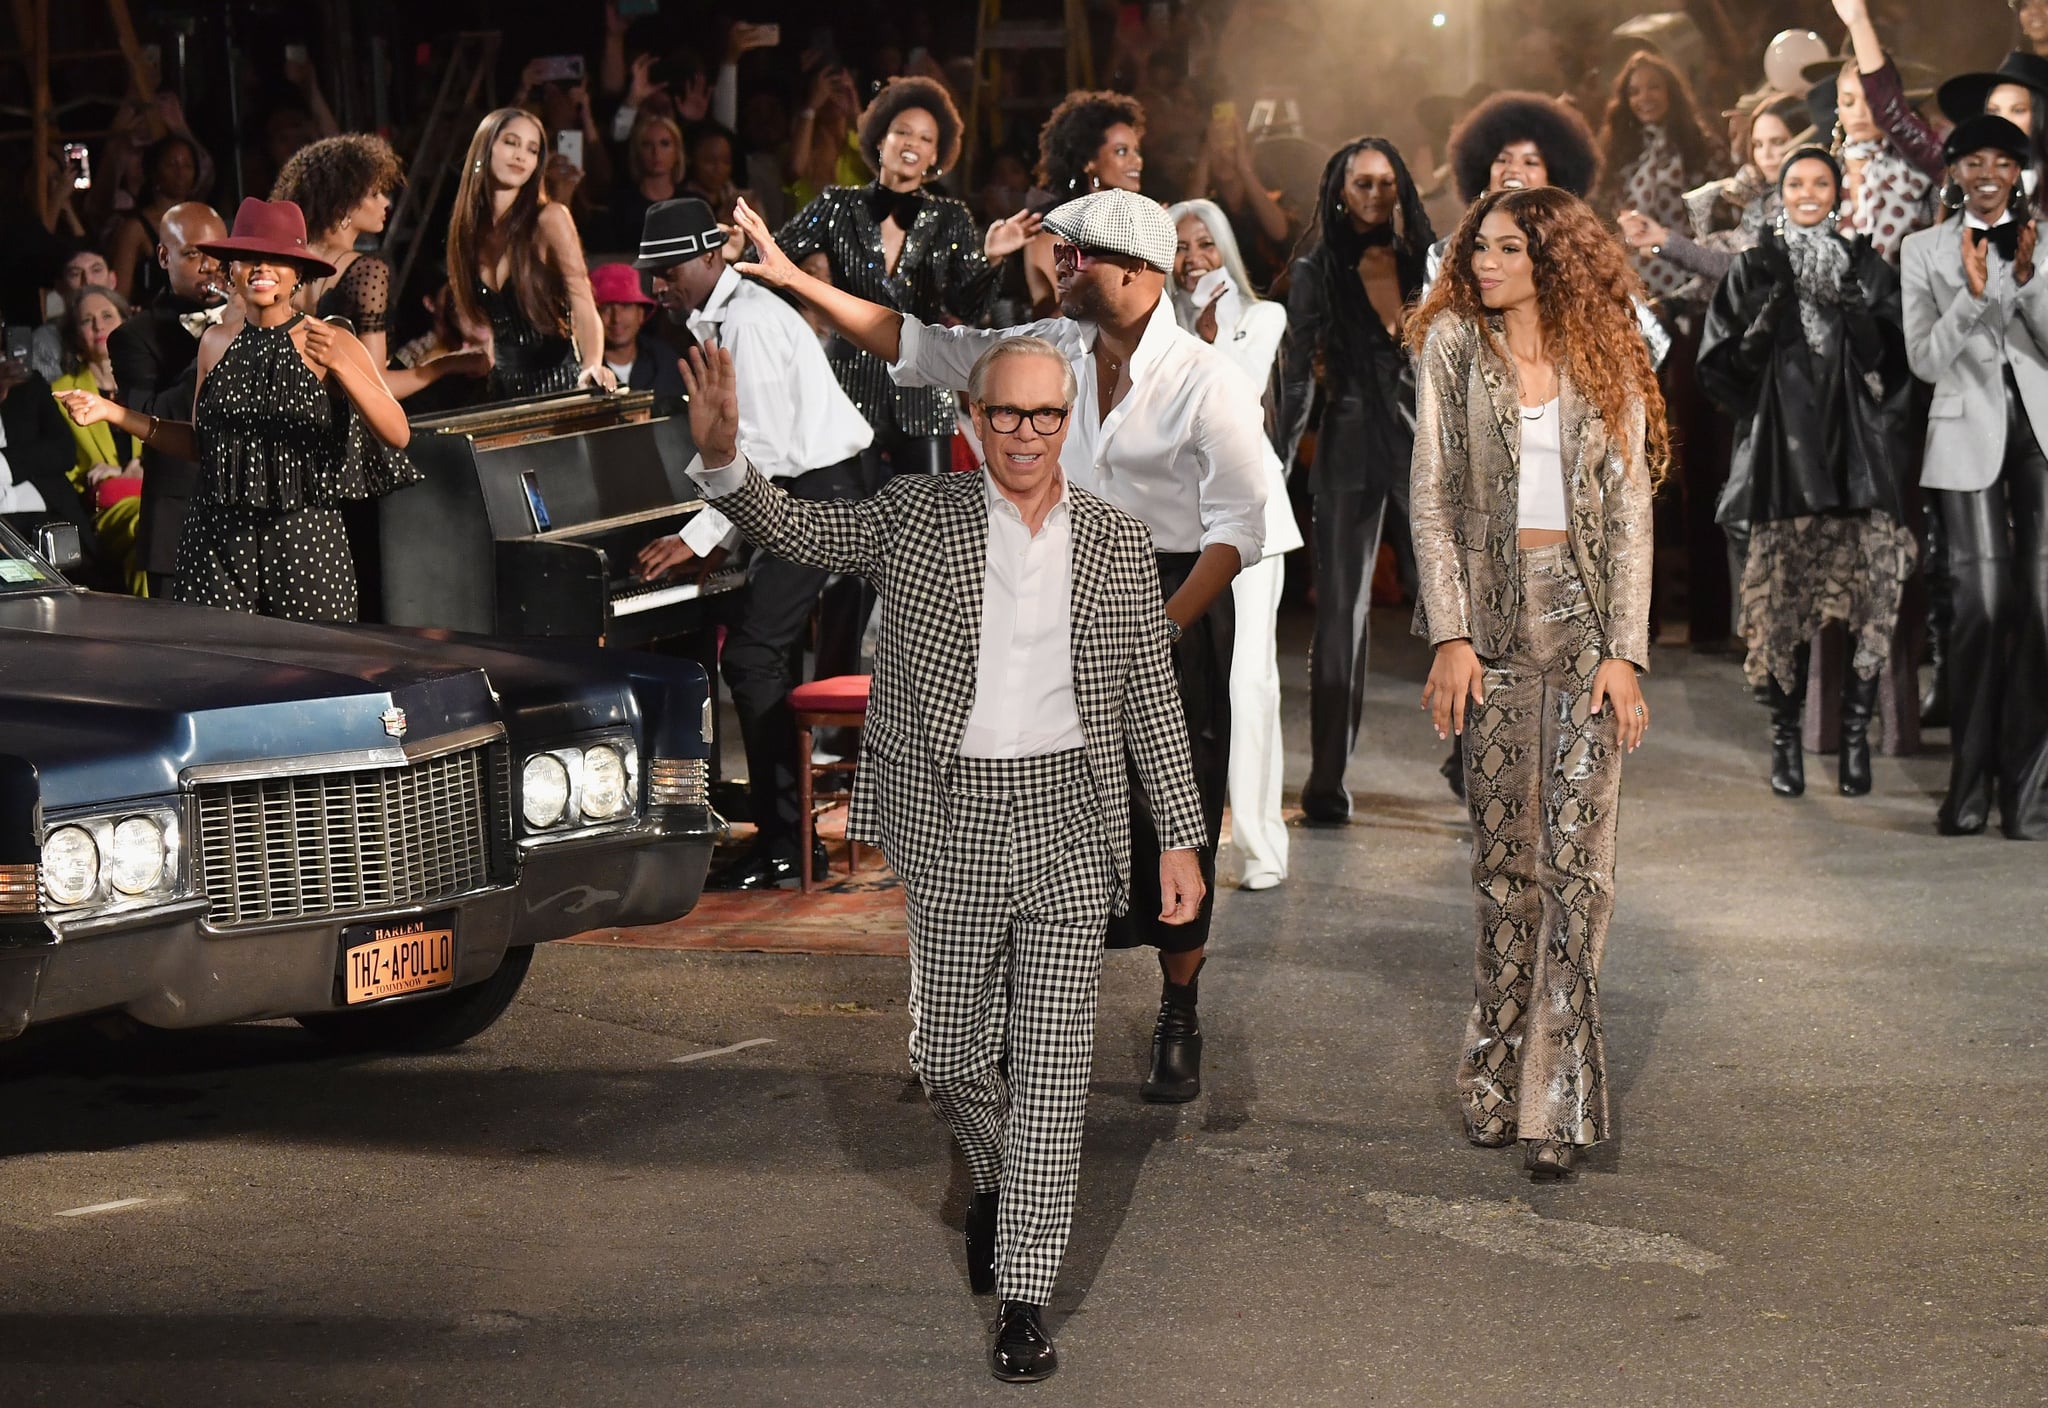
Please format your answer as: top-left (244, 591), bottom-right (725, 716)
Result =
top-left (678, 265), bottom-right (874, 556)
top-left (958, 472), bottom-right (1086, 758)
top-left (1172, 293), bottom-right (1303, 558)
top-left (889, 294), bottom-right (1267, 569)
top-left (0, 420), bottom-right (47, 514)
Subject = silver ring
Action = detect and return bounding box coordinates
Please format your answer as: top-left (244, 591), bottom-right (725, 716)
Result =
top-left (1633, 705), bottom-right (1645, 717)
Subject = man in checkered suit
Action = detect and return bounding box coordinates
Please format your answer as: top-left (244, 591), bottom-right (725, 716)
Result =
top-left (670, 340), bottom-right (1207, 1383)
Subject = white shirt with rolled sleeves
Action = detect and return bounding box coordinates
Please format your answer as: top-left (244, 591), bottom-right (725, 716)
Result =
top-left (675, 264), bottom-right (873, 558)
top-left (886, 295), bottom-right (1267, 570)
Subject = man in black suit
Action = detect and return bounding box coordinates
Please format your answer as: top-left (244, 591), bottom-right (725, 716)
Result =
top-left (106, 201), bottom-right (226, 598)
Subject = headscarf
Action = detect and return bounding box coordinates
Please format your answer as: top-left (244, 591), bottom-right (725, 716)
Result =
top-left (1778, 146), bottom-right (1852, 356)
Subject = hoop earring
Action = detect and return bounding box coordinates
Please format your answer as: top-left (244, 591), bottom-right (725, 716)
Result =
top-left (1941, 180), bottom-right (1965, 208)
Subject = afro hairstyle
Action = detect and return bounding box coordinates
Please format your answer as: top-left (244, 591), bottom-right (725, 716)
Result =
top-left (1035, 89), bottom-right (1146, 196)
top-left (857, 76), bottom-right (965, 179)
top-left (1446, 91), bottom-right (1600, 204)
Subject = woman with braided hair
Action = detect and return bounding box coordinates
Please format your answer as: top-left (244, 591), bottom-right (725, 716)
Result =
top-left (1408, 185), bottom-right (1662, 1181)
top-left (1276, 136), bottom-right (1435, 824)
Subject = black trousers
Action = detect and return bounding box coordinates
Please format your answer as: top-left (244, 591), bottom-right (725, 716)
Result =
top-left (1935, 369), bottom-right (2048, 838)
top-left (723, 457), bottom-right (866, 856)
top-left (1303, 486), bottom-right (1392, 818)
top-left (813, 429), bottom-right (948, 684)
top-left (1107, 551), bottom-right (1232, 955)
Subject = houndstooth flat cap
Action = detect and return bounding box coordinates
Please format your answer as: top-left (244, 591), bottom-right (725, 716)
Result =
top-left (1042, 189), bottom-right (1176, 274)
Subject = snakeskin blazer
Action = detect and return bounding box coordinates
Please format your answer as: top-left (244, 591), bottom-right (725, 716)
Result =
top-left (1409, 313), bottom-right (1656, 669)
top-left (704, 461), bottom-right (1207, 908)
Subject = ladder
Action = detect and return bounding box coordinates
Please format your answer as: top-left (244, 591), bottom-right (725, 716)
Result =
top-left (384, 31), bottom-right (501, 303)
top-left (965, 0), bottom-right (1094, 186)
top-left (5, 0), bottom-right (157, 229)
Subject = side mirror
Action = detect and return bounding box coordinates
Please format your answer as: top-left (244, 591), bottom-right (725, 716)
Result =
top-left (35, 522), bottom-right (82, 574)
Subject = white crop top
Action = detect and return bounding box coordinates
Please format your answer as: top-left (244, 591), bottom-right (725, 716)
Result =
top-left (1516, 399), bottom-right (1567, 532)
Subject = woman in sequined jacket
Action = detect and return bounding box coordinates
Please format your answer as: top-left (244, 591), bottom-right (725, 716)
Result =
top-left (775, 77), bottom-right (1040, 483)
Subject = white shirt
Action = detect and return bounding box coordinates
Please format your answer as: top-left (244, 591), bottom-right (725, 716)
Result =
top-left (683, 450), bottom-right (1088, 763)
top-left (0, 419), bottom-right (48, 515)
top-left (959, 473), bottom-right (1086, 758)
top-left (1515, 399), bottom-right (1567, 532)
top-left (891, 295), bottom-right (1267, 568)
top-left (1170, 292), bottom-right (1302, 557)
top-left (680, 265), bottom-right (873, 556)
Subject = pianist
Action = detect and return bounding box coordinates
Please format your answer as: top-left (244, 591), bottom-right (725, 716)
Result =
top-left (631, 197), bottom-right (874, 891)
top-left (590, 263), bottom-right (684, 397)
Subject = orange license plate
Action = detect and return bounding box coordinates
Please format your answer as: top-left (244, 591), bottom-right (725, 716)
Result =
top-left (341, 917), bottom-right (455, 1004)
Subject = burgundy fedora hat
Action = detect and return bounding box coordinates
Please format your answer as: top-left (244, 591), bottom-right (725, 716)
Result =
top-left (195, 197), bottom-right (338, 278)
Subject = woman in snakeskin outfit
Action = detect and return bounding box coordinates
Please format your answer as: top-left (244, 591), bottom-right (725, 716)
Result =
top-left (1407, 187), bottom-right (1662, 1182)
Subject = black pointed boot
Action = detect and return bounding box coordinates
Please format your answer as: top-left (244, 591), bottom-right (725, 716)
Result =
top-left (1140, 957), bottom-right (1203, 1104)
top-left (1839, 671), bottom-right (1880, 796)
top-left (1766, 653), bottom-right (1808, 798)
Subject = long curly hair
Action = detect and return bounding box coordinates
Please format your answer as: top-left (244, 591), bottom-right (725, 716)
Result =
top-left (445, 107), bottom-right (568, 340)
top-left (1406, 186), bottom-right (1669, 485)
top-left (857, 76), bottom-right (965, 180)
top-left (1035, 90), bottom-right (1146, 197)
top-left (272, 134), bottom-right (405, 241)
top-left (1446, 92), bottom-right (1600, 203)
top-left (1597, 51), bottom-right (1721, 203)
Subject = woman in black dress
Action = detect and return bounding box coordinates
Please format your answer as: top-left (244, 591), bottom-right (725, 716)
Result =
top-left (275, 133), bottom-right (490, 400)
top-left (777, 76), bottom-right (1038, 482)
top-left (55, 198), bottom-right (416, 623)
top-left (446, 108), bottom-right (615, 400)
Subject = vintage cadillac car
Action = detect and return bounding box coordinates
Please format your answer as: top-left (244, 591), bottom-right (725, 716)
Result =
top-left (0, 520), bottom-right (716, 1050)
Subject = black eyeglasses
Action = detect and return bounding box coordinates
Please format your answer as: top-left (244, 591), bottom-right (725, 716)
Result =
top-left (981, 404), bottom-right (1071, 434)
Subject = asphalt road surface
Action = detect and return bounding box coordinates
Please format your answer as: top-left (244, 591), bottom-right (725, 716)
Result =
top-left (3, 615), bottom-right (2044, 1406)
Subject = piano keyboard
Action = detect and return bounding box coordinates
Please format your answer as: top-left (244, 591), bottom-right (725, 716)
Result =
top-left (610, 569), bottom-right (746, 617)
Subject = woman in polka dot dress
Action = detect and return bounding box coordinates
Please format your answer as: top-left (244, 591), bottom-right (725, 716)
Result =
top-left (55, 197), bottom-right (416, 623)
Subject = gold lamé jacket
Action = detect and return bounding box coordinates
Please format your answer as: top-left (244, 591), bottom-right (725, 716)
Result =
top-left (1408, 314), bottom-right (1656, 669)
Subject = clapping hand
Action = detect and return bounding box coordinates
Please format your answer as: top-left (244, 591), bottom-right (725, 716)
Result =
top-left (1193, 284), bottom-right (1226, 343)
top-left (982, 209), bottom-right (1043, 261)
top-left (1963, 221), bottom-right (1990, 299)
top-left (2019, 222), bottom-right (2037, 287)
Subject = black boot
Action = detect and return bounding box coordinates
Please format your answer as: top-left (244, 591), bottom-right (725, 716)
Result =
top-left (1766, 653), bottom-right (1808, 798)
top-left (1840, 671), bottom-right (1880, 797)
top-left (965, 1189), bottom-right (998, 1295)
top-left (1141, 957), bottom-right (1203, 1104)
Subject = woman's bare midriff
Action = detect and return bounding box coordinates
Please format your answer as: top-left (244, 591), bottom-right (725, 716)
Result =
top-left (1518, 528), bottom-right (1569, 548)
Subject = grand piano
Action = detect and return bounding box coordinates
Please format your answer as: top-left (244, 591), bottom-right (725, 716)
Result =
top-left (380, 390), bottom-right (743, 647)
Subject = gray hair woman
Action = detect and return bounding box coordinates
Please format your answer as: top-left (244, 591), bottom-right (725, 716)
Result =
top-left (1167, 198), bottom-right (1301, 890)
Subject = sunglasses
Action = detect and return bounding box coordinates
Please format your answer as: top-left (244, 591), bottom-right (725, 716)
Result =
top-left (1052, 242), bottom-right (1104, 276)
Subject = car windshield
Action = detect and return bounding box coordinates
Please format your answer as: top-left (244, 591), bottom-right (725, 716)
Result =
top-left (0, 519), bottom-right (75, 595)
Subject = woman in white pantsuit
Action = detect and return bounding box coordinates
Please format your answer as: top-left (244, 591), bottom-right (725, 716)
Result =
top-left (1169, 199), bottom-right (1303, 888)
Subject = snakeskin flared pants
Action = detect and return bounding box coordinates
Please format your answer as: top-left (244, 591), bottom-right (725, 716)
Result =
top-left (1458, 544), bottom-right (1626, 1147)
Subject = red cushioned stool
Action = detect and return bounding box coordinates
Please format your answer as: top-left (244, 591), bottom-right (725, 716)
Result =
top-left (790, 674), bottom-right (871, 891)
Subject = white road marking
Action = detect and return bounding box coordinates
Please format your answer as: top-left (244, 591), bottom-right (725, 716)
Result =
top-left (54, 1198), bottom-right (150, 1218)
top-left (670, 1037), bottom-right (775, 1065)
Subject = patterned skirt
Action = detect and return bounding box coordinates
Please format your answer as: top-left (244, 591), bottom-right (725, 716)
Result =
top-left (1738, 511), bottom-right (1918, 691)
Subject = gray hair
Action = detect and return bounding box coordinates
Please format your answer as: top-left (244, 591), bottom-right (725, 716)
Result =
top-left (965, 335), bottom-right (1078, 407)
top-left (1164, 198), bottom-right (1261, 330)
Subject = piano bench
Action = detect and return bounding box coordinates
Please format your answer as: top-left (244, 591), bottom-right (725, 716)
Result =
top-left (791, 674), bottom-right (872, 893)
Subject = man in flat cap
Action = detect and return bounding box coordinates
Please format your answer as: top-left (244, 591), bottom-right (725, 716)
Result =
top-left (631, 197), bottom-right (874, 890)
top-left (729, 187), bottom-right (1268, 1110)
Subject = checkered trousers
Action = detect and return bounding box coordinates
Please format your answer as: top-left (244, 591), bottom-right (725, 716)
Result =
top-left (903, 748), bottom-right (1116, 1307)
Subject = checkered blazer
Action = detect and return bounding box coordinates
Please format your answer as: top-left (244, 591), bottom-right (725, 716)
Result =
top-left (707, 458), bottom-right (1207, 910)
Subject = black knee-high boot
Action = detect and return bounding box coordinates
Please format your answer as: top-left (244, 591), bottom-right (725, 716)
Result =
top-left (1767, 651), bottom-right (1808, 798)
top-left (1141, 955), bottom-right (1204, 1104)
top-left (1840, 670), bottom-right (1881, 796)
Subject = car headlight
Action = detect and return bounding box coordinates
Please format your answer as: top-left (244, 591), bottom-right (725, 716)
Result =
top-left (107, 816), bottom-right (167, 895)
top-left (522, 754), bottom-right (571, 829)
top-left (580, 745), bottom-right (629, 819)
top-left (41, 826), bottom-right (99, 907)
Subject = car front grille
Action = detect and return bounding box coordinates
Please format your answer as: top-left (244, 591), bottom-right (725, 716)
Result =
top-left (194, 744), bottom-right (503, 928)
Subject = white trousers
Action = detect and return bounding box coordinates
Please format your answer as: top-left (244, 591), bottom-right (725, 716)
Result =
top-left (1227, 553), bottom-right (1289, 884)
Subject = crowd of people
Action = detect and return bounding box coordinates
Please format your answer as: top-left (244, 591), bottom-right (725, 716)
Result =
top-left (4, 0), bottom-right (2045, 1382)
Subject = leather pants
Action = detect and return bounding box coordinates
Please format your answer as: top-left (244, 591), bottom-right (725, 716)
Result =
top-left (1302, 487), bottom-right (1391, 818)
top-left (1935, 369), bottom-right (2048, 838)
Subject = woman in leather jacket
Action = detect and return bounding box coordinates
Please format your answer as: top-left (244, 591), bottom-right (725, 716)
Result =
top-left (1407, 186), bottom-right (1660, 1182)
top-left (1277, 136), bottom-right (1434, 824)
top-left (1697, 148), bottom-right (1916, 800)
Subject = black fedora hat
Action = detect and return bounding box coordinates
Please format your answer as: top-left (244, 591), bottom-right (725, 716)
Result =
top-left (1938, 51), bottom-right (2048, 124)
top-left (633, 197), bottom-right (724, 271)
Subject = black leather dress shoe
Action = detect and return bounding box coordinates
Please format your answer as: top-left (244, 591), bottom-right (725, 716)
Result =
top-left (990, 1300), bottom-right (1057, 1383)
top-left (706, 840), bottom-right (832, 891)
top-left (966, 1190), bottom-right (998, 1296)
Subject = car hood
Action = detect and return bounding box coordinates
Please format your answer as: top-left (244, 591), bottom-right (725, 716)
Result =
top-left (0, 592), bottom-right (645, 809)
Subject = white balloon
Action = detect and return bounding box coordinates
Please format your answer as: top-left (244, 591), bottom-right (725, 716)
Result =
top-left (1764, 29), bottom-right (1833, 95)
